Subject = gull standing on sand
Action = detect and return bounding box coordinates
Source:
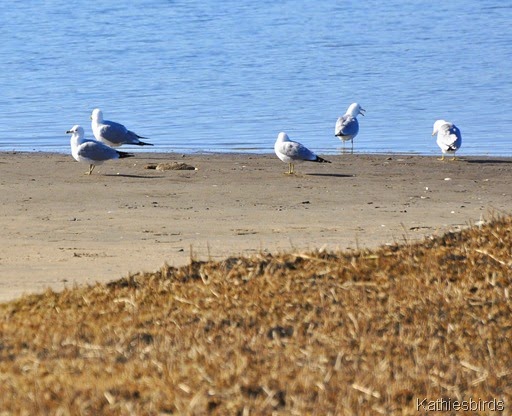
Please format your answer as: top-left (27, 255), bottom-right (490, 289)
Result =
top-left (91, 108), bottom-right (153, 147)
top-left (274, 132), bottom-right (331, 174)
top-left (335, 103), bottom-right (365, 153)
top-left (432, 120), bottom-right (462, 161)
top-left (66, 125), bottom-right (134, 175)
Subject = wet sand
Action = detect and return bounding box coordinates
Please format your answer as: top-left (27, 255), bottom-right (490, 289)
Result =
top-left (0, 151), bottom-right (510, 302)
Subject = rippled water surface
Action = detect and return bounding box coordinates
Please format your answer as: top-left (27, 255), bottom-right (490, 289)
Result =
top-left (1, 1), bottom-right (511, 155)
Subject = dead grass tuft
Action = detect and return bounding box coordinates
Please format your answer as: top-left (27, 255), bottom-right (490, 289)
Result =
top-left (1, 216), bottom-right (511, 414)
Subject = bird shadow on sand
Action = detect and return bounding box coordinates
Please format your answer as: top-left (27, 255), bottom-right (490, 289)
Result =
top-left (103, 173), bottom-right (166, 179)
top-left (306, 173), bottom-right (355, 178)
top-left (464, 159), bottom-right (512, 165)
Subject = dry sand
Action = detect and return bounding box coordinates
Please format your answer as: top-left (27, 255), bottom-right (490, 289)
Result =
top-left (0, 151), bottom-right (510, 302)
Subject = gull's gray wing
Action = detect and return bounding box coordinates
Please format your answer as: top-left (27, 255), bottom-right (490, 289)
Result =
top-left (279, 141), bottom-right (317, 161)
top-left (98, 120), bottom-right (132, 145)
top-left (78, 141), bottom-right (121, 161)
top-left (335, 115), bottom-right (359, 137)
top-left (438, 123), bottom-right (462, 151)
top-left (99, 120), bottom-right (152, 146)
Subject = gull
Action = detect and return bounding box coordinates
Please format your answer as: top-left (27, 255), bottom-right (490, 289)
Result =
top-left (91, 108), bottom-right (153, 147)
top-left (66, 125), bottom-right (134, 175)
top-left (432, 120), bottom-right (462, 161)
top-left (335, 103), bottom-right (365, 153)
top-left (274, 132), bottom-right (331, 174)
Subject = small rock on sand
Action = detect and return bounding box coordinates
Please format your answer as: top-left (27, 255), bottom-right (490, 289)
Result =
top-left (145, 162), bottom-right (197, 171)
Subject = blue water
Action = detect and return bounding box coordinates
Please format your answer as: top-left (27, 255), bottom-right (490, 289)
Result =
top-left (1, 1), bottom-right (511, 155)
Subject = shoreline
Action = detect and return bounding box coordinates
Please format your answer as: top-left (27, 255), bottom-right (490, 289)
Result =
top-left (1, 152), bottom-right (510, 302)
top-left (3, 149), bottom-right (512, 158)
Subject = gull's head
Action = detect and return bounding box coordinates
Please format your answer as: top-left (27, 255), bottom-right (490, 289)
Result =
top-left (432, 119), bottom-right (447, 136)
top-left (277, 132), bottom-right (290, 142)
top-left (91, 108), bottom-right (103, 122)
top-left (347, 103), bottom-right (365, 117)
top-left (66, 125), bottom-right (84, 137)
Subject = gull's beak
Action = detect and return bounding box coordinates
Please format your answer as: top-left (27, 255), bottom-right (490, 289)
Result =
top-left (66, 130), bottom-right (72, 134)
top-left (431, 132), bottom-right (436, 136)
top-left (360, 108), bottom-right (366, 116)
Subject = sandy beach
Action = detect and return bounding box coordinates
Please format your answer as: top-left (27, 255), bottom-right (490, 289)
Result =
top-left (0, 151), bottom-right (510, 302)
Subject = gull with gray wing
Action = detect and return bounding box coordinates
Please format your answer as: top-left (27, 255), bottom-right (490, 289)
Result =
top-left (432, 120), bottom-right (462, 161)
top-left (91, 108), bottom-right (153, 147)
top-left (66, 125), bottom-right (134, 175)
top-left (335, 103), bottom-right (365, 153)
top-left (274, 132), bottom-right (331, 174)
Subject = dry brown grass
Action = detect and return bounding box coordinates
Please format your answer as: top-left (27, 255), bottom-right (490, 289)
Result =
top-left (1, 216), bottom-right (511, 415)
